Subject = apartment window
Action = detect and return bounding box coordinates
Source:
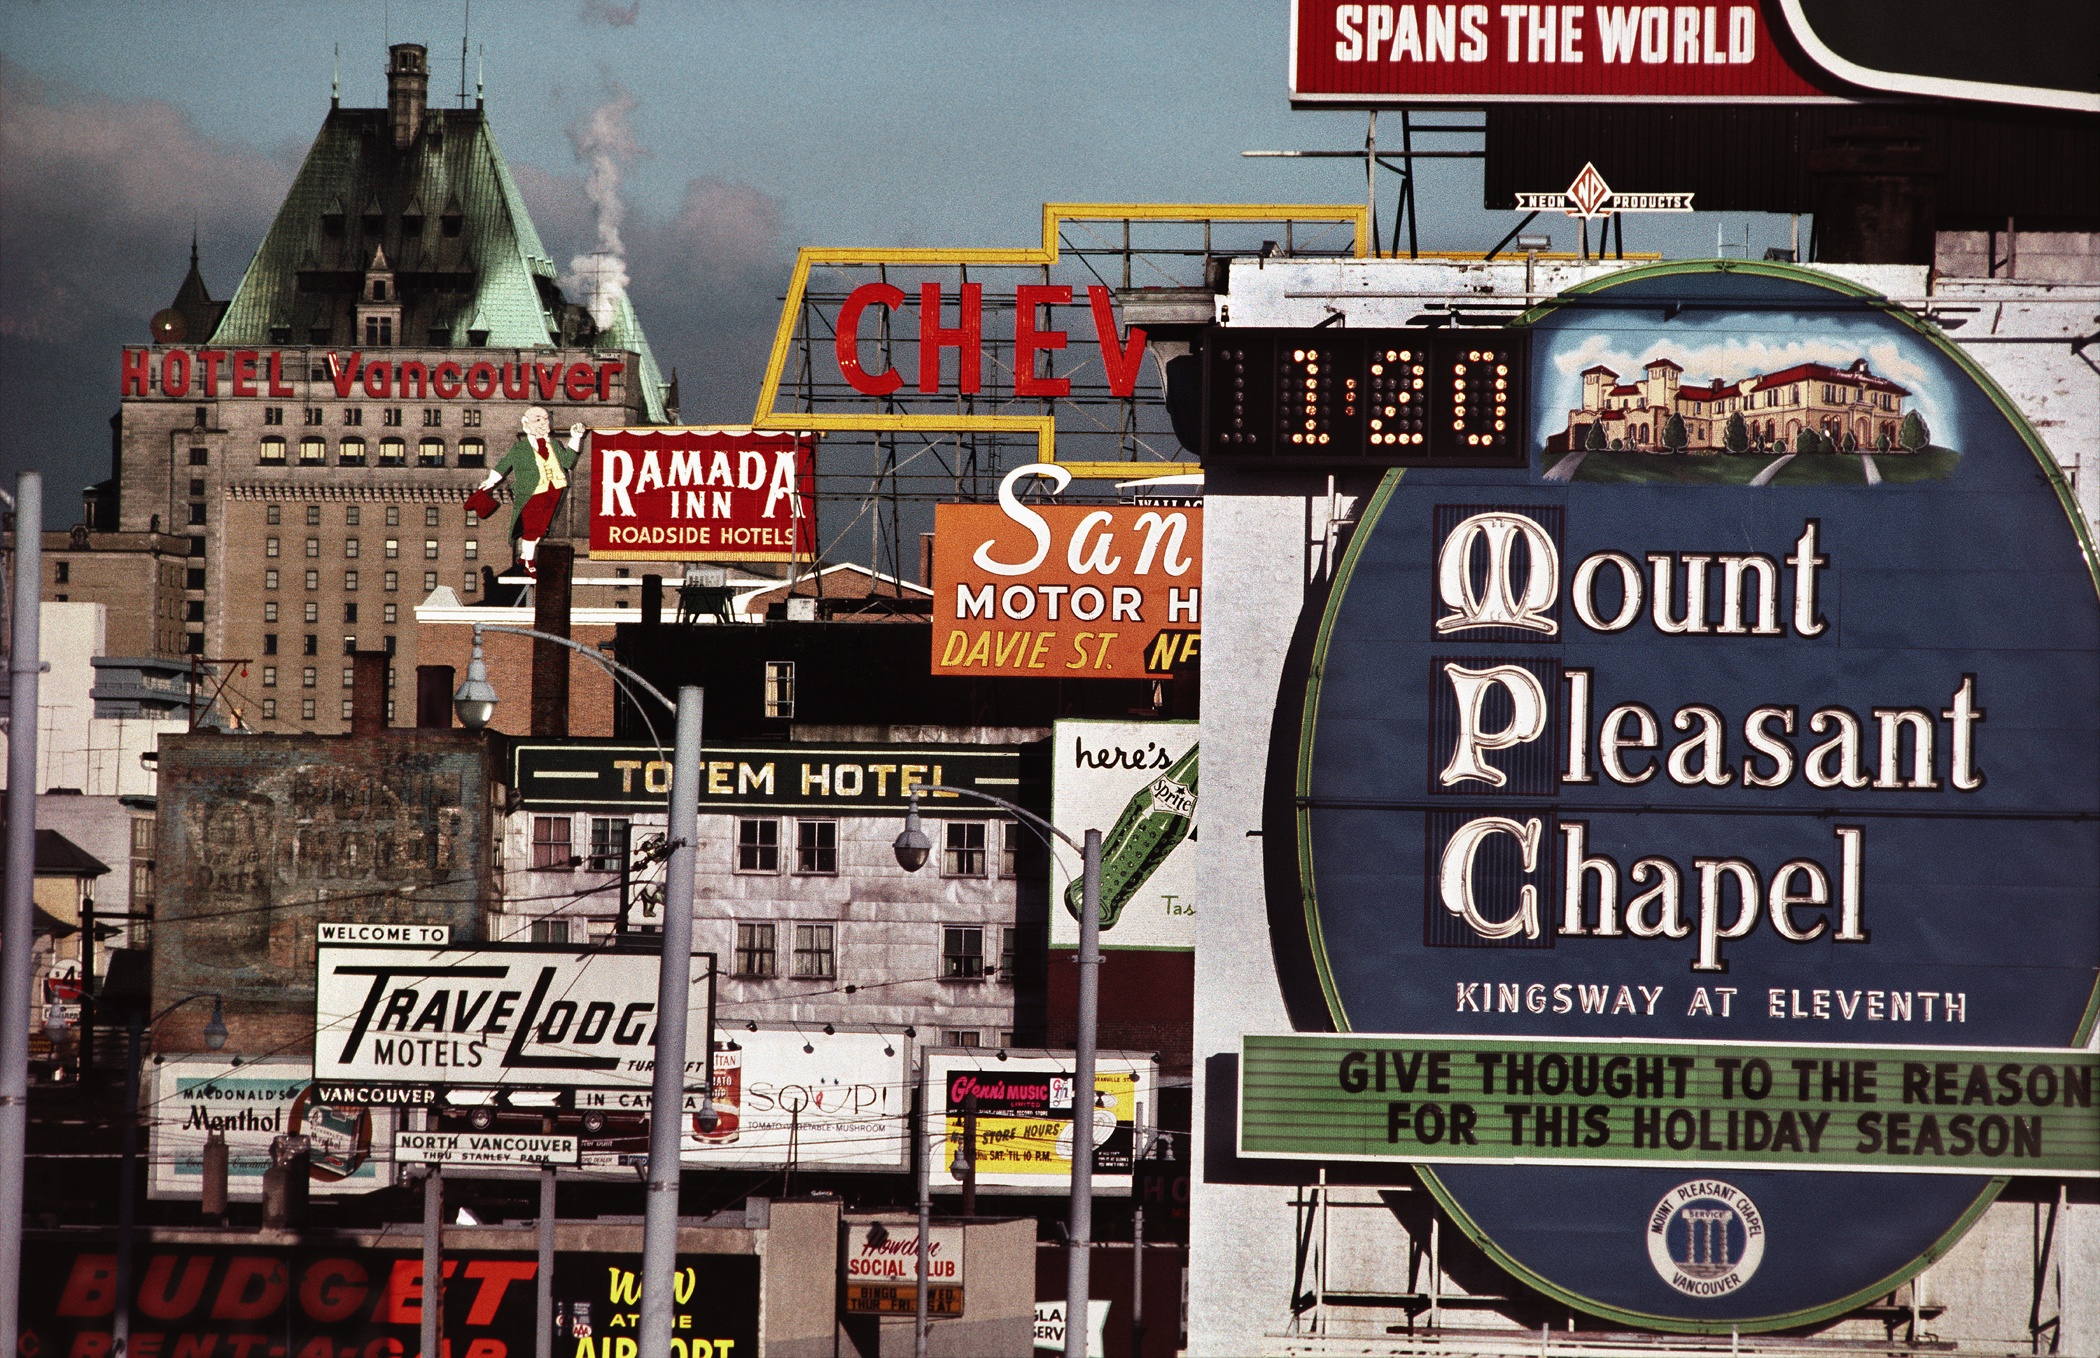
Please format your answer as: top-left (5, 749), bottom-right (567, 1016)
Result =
top-left (302, 667), bottom-right (317, 688)
top-left (383, 603), bottom-right (398, 624)
top-left (305, 505), bottom-right (322, 526)
top-left (383, 538), bottom-right (400, 559)
top-left (458, 437), bottom-right (486, 467)
top-left (793, 924), bottom-right (836, 979)
top-left (763, 661), bottom-right (795, 719)
top-left (588, 818), bottom-right (631, 872)
top-left (183, 600), bottom-right (204, 622)
top-left (265, 570), bottom-right (282, 592)
top-left (942, 926), bottom-right (985, 979)
top-left (736, 818), bottom-right (780, 873)
top-left (464, 539), bottom-right (478, 561)
top-left (264, 407), bottom-right (285, 426)
top-left (298, 437), bottom-right (326, 465)
top-left (262, 636), bottom-right (277, 657)
top-left (1000, 822), bottom-right (1020, 879)
top-left (344, 570), bottom-right (359, 591)
top-left (343, 408), bottom-right (363, 426)
top-left (530, 919), bottom-right (571, 945)
top-left (943, 822), bottom-right (987, 877)
top-left (423, 572), bottom-right (438, 592)
top-left (463, 573), bottom-right (477, 596)
top-left (422, 408), bottom-right (443, 427)
top-left (382, 407), bottom-right (403, 427)
top-left (304, 570), bottom-right (319, 590)
top-left (424, 540), bottom-right (439, 560)
top-left (186, 503), bottom-right (206, 526)
top-left (341, 699), bottom-right (355, 720)
top-left (532, 817), bottom-right (575, 870)
top-left (260, 436), bottom-right (287, 464)
top-left (942, 1030), bottom-right (981, 1048)
top-left (462, 408), bottom-right (482, 428)
top-left (304, 537), bottom-right (320, 558)
top-left (304, 407), bottom-right (325, 426)
top-left (385, 505), bottom-right (400, 526)
top-left (466, 509), bottom-right (480, 528)
top-left (425, 507), bottom-right (441, 528)
top-left (188, 446), bottom-right (209, 467)
top-left (304, 603), bottom-right (319, 624)
top-left (263, 602), bottom-right (278, 623)
top-left (343, 603), bottom-right (358, 624)
top-left (735, 923), bottom-right (777, 978)
top-left (418, 439), bottom-right (445, 467)
top-left (386, 571), bottom-right (399, 592)
top-left (266, 504), bottom-right (281, 525)
top-left (795, 820), bottom-right (837, 875)
top-left (1000, 927), bottom-right (1017, 981)
top-left (339, 437), bottom-right (367, 467)
top-left (54, 562), bottom-right (69, 585)
top-left (345, 538), bottom-right (360, 558)
top-left (261, 699), bottom-right (276, 720)
top-left (262, 666), bottom-right (277, 687)
top-left (372, 437), bottom-right (402, 467)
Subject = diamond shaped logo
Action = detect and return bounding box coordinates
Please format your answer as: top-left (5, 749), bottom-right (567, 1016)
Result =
top-left (1564, 162), bottom-right (1613, 218)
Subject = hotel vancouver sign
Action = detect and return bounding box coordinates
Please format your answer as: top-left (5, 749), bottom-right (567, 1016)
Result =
top-left (1242, 262), bottom-right (2100, 1330)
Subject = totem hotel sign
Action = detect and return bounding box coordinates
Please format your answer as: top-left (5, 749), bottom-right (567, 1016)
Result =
top-left (1241, 262), bottom-right (2100, 1329)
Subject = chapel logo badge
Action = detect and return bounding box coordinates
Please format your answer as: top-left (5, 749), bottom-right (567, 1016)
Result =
top-left (1646, 1180), bottom-right (1766, 1298)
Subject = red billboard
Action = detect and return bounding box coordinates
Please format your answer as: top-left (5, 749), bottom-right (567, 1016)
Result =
top-left (1289, 0), bottom-right (1837, 102)
top-left (589, 427), bottom-right (816, 562)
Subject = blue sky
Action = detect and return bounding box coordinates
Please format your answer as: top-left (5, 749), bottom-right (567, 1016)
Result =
top-left (0, 0), bottom-right (1802, 497)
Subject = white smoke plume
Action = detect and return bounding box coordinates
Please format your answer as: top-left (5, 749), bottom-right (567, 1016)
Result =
top-left (562, 80), bottom-right (642, 330)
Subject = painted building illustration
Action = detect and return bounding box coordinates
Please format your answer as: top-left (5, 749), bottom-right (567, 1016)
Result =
top-left (1556, 355), bottom-right (1913, 453)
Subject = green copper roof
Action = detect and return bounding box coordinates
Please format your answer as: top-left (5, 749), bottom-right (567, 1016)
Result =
top-left (211, 103), bottom-right (668, 421)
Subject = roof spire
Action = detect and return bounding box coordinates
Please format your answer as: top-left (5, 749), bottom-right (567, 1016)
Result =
top-left (476, 44), bottom-right (484, 108)
top-left (332, 44), bottom-right (340, 108)
top-left (190, 223), bottom-right (199, 267)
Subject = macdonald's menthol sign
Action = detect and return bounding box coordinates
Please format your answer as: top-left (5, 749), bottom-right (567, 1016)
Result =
top-left (1255, 261), bottom-right (2100, 1330)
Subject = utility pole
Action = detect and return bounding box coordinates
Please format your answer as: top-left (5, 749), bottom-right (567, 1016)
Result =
top-left (914, 1079), bottom-right (931, 1358)
top-left (638, 687), bottom-right (703, 1356)
top-left (1064, 829), bottom-right (1103, 1358)
top-left (536, 1115), bottom-right (557, 1358)
top-left (1, 471), bottom-right (43, 1358)
top-left (421, 1166), bottom-right (444, 1358)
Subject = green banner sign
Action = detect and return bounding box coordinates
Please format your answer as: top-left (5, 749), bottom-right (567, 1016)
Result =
top-left (1240, 1034), bottom-right (2100, 1176)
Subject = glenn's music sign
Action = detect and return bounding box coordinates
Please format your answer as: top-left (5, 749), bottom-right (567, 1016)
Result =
top-left (589, 426), bottom-right (815, 562)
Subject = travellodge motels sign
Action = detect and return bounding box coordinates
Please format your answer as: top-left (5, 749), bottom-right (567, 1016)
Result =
top-left (1238, 263), bottom-right (2100, 1329)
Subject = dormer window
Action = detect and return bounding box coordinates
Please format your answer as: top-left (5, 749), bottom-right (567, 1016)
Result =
top-left (371, 280), bottom-right (388, 302)
top-left (365, 316), bottom-right (394, 346)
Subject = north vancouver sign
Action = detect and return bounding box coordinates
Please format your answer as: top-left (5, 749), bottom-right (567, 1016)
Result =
top-left (1266, 261), bottom-right (2100, 1330)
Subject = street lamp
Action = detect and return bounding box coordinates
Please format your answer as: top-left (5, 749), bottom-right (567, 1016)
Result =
top-left (440, 623), bottom-right (700, 1358)
top-left (893, 785), bottom-right (1102, 1358)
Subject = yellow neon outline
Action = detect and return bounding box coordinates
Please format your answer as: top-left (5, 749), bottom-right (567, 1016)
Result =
top-left (751, 202), bottom-right (1372, 479)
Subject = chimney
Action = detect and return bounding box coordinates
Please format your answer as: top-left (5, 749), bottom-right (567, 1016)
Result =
top-left (415, 665), bottom-right (455, 729)
top-left (531, 544), bottom-right (574, 736)
top-left (387, 44), bottom-right (428, 150)
top-left (351, 651), bottom-right (390, 735)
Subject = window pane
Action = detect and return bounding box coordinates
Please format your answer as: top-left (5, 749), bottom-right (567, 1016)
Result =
top-left (941, 1030), bottom-right (981, 1048)
top-left (737, 818), bottom-right (779, 872)
top-left (795, 820), bottom-right (837, 874)
top-left (943, 821), bottom-right (987, 877)
top-left (530, 919), bottom-right (571, 945)
top-left (942, 926), bottom-right (984, 978)
top-left (735, 922), bottom-right (777, 977)
top-left (999, 926), bottom-right (1017, 982)
top-left (793, 924), bottom-right (835, 979)
top-left (532, 816), bottom-right (574, 870)
top-left (1000, 822), bottom-right (1019, 878)
top-left (588, 818), bottom-right (630, 872)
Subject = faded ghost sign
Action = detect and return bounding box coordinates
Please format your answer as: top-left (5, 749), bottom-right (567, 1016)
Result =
top-left (154, 735), bottom-right (492, 1040)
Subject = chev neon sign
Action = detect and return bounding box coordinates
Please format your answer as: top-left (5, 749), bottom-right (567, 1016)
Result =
top-left (751, 202), bottom-right (1372, 479)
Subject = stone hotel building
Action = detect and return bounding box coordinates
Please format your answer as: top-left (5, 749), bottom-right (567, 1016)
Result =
top-left (102, 44), bottom-right (670, 730)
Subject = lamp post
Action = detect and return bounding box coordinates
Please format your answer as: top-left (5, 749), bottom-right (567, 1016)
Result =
top-left (116, 994), bottom-right (225, 1352)
top-left (893, 786), bottom-right (1102, 1358)
top-left (452, 629), bottom-right (710, 1353)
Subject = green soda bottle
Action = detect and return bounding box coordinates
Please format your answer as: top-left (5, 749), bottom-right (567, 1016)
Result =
top-left (1065, 743), bottom-right (1198, 932)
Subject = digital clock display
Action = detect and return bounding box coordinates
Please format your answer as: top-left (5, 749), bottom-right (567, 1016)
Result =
top-left (1201, 328), bottom-right (1529, 467)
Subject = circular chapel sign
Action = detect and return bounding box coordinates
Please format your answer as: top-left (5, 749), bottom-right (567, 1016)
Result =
top-left (1288, 262), bottom-right (2100, 1329)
